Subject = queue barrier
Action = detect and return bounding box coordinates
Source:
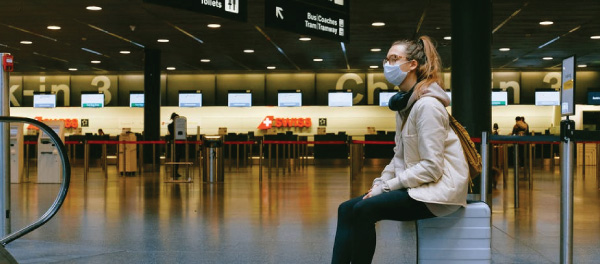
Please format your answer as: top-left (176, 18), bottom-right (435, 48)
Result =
top-left (260, 140), bottom-right (345, 179)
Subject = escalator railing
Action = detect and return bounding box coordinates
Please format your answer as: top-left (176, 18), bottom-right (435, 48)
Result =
top-left (0, 116), bottom-right (70, 245)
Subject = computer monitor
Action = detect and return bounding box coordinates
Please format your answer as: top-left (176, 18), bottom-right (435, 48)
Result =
top-left (81, 93), bottom-right (105, 108)
top-left (179, 92), bottom-right (202, 107)
top-left (130, 92), bottom-right (144, 107)
top-left (328, 91), bottom-right (353, 107)
top-left (588, 91), bottom-right (600, 105)
top-left (535, 91), bottom-right (560, 106)
top-left (228, 92), bottom-right (252, 107)
top-left (379, 91), bottom-right (396, 107)
top-left (278, 91), bottom-right (302, 107)
top-left (33, 93), bottom-right (56, 108)
top-left (491, 91), bottom-right (508, 106)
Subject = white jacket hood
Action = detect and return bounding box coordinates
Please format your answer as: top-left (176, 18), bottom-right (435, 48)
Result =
top-left (401, 82), bottom-right (449, 112)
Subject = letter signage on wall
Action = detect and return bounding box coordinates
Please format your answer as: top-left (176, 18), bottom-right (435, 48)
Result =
top-left (265, 0), bottom-right (349, 42)
top-left (258, 116), bottom-right (312, 130)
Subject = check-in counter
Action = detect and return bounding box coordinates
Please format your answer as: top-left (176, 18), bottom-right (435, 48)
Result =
top-left (313, 133), bottom-right (348, 160)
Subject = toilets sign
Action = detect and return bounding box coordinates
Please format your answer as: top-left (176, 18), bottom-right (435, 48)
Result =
top-left (143, 0), bottom-right (247, 21)
top-left (265, 0), bottom-right (349, 42)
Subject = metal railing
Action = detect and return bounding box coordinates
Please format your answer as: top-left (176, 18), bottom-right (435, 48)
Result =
top-left (0, 116), bottom-right (70, 245)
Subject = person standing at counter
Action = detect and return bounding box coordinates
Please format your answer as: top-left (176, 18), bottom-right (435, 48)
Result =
top-left (167, 113), bottom-right (183, 178)
top-left (332, 36), bottom-right (469, 264)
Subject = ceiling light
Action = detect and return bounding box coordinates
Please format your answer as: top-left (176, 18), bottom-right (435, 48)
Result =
top-left (157, 39), bottom-right (169, 43)
top-left (499, 48), bottom-right (510, 51)
top-left (86, 6), bottom-right (102, 11)
top-left (47, 25), bottom-right (61, 30)
top-left (369, 65), bottom-right (379, 69)
top-left (542, 57), bottom-right (553, 60)
top-left (299, 37), bottom-right (311, 41)
top-left (443, 36), bottom-right (452, 40)
top-left (313, 58), bottom-right (323, 62)
top-left (578, 64), bottom-right (587, 68)
top-left (20, 40), bottom-right (32, 44)
top-left (68, 68), bottom-right (78, 71)
top-left (120, 50), bottom-right (131, 54)
top-left (243, 49), bottom-right (254, 53)
top-left (370, 48), bottom-right (381, 52)
top-left (591, 36), bottom-right (600, 39)
top-left (267, 66), bottom-right (276, 70)
top-left (91, 60), bottom-right (101, 64)
top-left (371, 22), bottom-right (385, 27)
top-left (200, 59), bottom-right (211, 63)
top-left (539, 21), bottom-right (554, 25)
top-left (166, 67), bottom-right (176, 70)
top-left (207, 24), bottom-right (221, 28)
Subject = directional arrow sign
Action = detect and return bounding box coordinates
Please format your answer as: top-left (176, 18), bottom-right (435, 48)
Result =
top-left (265, 0), bottom-right (349, 42)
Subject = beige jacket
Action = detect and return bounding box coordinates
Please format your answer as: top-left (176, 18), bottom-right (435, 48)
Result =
top-left (373, 83), bottom-right (469, 207)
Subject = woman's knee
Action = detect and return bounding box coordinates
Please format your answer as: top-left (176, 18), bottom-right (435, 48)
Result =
top-left (338, 199), bottom-right (356, 216)
top-left (351, 201), bottom-right (377, 223)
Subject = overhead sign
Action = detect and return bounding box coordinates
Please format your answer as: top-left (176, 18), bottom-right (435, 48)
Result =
top-left (143, 0), bottom-right (247, 21)
top-left (265, 0), bottom-right (349, 42)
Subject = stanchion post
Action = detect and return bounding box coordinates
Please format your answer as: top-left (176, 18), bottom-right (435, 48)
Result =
top-left (480, 132), bottom-right (490, 205)
top-left (84, 140), bottom-right (89, 181)
top-left (152, 143), bottom-right (156, 172)
top-left (560, 119), bottom-right (575, 264)
top-left (259, 140), bottom-right (263, 181)
top-left (514, 143), bottom-right (519, 208)
top-left (582, 143), bottom-right (585, 177)
top-left (503, 144), bottom-right (508, 187)
top-left (236, 143), bottom-right (239, 171)
top-left (102, 143), bottom-right (107, 179)
top-left (268, 142), bottom-right (271, 178)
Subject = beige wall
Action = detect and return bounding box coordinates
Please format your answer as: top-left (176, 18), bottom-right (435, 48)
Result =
top-left (10, 104), bottom-right (600, 137)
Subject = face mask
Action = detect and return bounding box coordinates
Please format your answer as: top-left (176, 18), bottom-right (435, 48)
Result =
top-left (383, 61), bottom-right (409, 86)
top-left (388, 88), bottom-right (414, 112)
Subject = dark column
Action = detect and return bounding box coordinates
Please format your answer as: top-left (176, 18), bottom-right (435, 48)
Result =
top-left (451, 0), bottom-right (492, 136)
top-left (144, 49), bottom-right (161, 166)
top-left (451, 0), bottom-right (492, 195)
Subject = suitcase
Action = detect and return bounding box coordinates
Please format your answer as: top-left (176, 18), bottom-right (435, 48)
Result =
top-left (416, 201), bottom-right (491, 264)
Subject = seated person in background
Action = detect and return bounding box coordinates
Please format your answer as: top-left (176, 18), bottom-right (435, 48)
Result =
top-left (492, 123), bottom-right (499, 135)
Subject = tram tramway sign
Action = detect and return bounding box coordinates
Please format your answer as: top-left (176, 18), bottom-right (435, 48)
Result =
top-left (265, 0), bottom-right (349, 42)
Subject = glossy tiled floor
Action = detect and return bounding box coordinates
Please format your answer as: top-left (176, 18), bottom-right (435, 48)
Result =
top-left (4, 161), bottom-right (600, 263)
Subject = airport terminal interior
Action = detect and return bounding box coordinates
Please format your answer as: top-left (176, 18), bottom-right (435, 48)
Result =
top-left (2, 0), bottom-right (600, 263)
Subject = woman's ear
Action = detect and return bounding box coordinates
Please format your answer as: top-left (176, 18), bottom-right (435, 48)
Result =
top-left (408, 60), bottom-right (418, 72)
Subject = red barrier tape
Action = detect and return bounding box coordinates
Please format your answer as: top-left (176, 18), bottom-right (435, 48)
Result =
top-left (85, 140), bottom-right (203, 145)
top-left (223, 141), bottom-right (255, 145)
top-left (263, 140), bottom-right (346, 145)
top-left (489, 140), bottom-right (560, 145)
top-left (352, 140), bottom-right (394, 145)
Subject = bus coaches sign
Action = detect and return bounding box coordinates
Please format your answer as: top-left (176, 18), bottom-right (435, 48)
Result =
top-left (265, 0), bottom-right (349, 42)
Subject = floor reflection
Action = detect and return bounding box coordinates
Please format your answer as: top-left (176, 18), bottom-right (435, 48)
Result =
top-left (4, 163), bottom-right (600, 263)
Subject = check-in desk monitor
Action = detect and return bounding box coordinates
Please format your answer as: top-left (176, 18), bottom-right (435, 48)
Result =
top-left (535, 91), bottom-right (560, 106)
top-left (33, 93), bottom-right (56, 108)
top-left (37, 120), bottom-right (65, 183)
top-left (130, 92), bottom-right (144, 108)
top-left (491, 91), bottom-right (508, 106)
top-left (179, 92), bottom-right (202, 107)
top-left (379, 91), bottom-right (396, 107)
top-left (587, 91), bottom-right (600, 105)
top-left (328, 91), bottom-right (353, 107)
top-left (10, 124), bottom-right (23, 183)
top-left (228, 92), bottom-right (252, 107)
top-left (278, 91), bottom-right (302, 107)
top-left (81, 93), bottom-right (105, 108)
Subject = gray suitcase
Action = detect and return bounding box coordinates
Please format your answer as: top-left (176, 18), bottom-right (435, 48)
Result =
top-left (416, 201), bottom-right (491, 264)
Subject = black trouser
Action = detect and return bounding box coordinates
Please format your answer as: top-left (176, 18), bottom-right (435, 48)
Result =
top-left (331, 189), bottom-right (435, 264)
